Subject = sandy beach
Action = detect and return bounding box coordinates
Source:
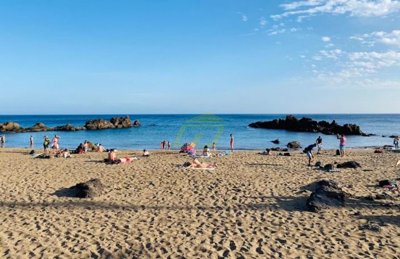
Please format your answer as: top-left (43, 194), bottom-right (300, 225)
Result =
top-left (0, 148), bottom-right (399, 258)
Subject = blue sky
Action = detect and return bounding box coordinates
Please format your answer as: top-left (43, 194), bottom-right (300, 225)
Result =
top-left (1, 0), bottom-right (400, 114)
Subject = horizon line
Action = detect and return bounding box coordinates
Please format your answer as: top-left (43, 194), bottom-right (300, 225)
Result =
top-left (1, 112), bottom-right (400, 116)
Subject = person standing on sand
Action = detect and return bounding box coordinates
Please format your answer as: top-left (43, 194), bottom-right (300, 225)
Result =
top-left (0, 135), bottom-right (5, 148)
top-left (160, 140), bottom-right (166, 150)
top-left (29, 135), bottom-right (34, 148)
top-left (52, 135), bottom-right (60, 150)
top-left (316, 136), bottom-right (322, 154)
top-left (167, 141), bottom-right (171, 150)
top-left (394, 136), bottom-right (399, 149)
top-left (230, 134), bottom-right (234, 152)
top-left (212, 142), bottom-right (216, 151)
top-left (43, 136), bottom-right (50, 152)
top-left (337, 134), bottom-right (346, 157)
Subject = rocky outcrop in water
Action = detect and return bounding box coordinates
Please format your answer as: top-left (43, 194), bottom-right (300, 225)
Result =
top-left (287, 141), bottom-right (301, 149)
top-left (249, 115), bottom-right (370, 136)
top-left (0, 122), bottom-right (21, 132)
top-left (0, 116), bottom-right (137, 133)
top-left (85, 116), bottom-right (132, 130)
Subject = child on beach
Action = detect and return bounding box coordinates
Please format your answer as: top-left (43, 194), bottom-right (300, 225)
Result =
top-left (43, 136), bottom-right (50, 152)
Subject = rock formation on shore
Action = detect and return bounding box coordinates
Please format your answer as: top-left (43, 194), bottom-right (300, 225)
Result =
top-left (249, 115), bottom-right (371, 136)
top-left (306, 180), bottom-right (346, 212)
top-left (0, 116), bottom-right (137, 133)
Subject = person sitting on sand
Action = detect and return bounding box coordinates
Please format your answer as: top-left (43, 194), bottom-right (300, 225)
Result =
top-left (260, 148), bottom-right (270, 155)
top-left (304, 144), bottom-right (317, 166)
top-left (202, 145), bottom-right (211, 157)
top-left (183, 158), bottom-right (216, 169)
top-left (143, 149), bottom-right (150, 157)
top-left (83, 141), bottom-right (89, 153)
top-left (97, 144), bottom-right (105, 152)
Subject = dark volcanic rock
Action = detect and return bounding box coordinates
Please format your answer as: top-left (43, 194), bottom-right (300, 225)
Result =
top-left (133, 119), bottom-right (141, 126)
top-left (0, 122), bottom-right (21, 132)
top-left (249, 115), bottom-right (368, 136)
top-left (323, 164), bottom-right (335, 172)
top-left (271, 139), bottom-right (280, 144)
top-left (57, 178), bottom-right (105, 198)
top-left (336, 161), bottom-right (361, 169)
top-left (1, 116), bottom-right (135, 133)
top-left (84, 119), bottom-right (115, 130)
top-left (85, 116), bottom-right (132, 130)
top-left (287, 141), bottom-right (301, 149)
top-left (306, 180), bottom-right (346, 212)
top-left (52, 124), bottom-right (80, 131)
top-left (30, 122), bottom-right (49, 132)
top-left (110, 116), bottom-right (132, 128)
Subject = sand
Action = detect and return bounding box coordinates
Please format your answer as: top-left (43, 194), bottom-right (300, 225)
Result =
top-left (0, 148), bottom-right (399, 258)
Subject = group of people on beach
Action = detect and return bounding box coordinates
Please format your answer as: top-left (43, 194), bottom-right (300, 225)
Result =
top-left (303, 134), bottom-right (346, 166)
top-left (160, 140), bottom-right (171, 150)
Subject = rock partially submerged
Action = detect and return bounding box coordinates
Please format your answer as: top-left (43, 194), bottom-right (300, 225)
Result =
top-left (55, 179), bottom-right (105, 198)
top-left (306, 180), bottom-right (346, 212)
top-left (249, 115), bottom-right (371, 136)
top-left (287, 141), bottom-right (301, 149)
top-left (0, 122), bottom-right (21, 132)
top-left (0, 116), bottom-right (137, 133)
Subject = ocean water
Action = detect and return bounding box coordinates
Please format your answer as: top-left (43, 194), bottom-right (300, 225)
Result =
top-left (0, 114), bottom-right (399, 150)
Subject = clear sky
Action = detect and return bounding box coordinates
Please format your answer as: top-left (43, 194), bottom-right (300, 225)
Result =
top-left (1, 0), bottom-right (400, 114)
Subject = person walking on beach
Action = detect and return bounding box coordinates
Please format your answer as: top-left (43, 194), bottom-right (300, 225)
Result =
top-left (29, 135), bottom-right (34, 148)
top-left (0, 135), bottom-right (5, 148)
top-left (167, 141), bottom-right (171, 150)
top-left (337, 134), bottom-right (346, 157)
top-left (316, 136), bottom-right (322, 154)
top-left (43, 136), bottom-right (50, 152)
top-left (230, 134), bottom-right (234, 152)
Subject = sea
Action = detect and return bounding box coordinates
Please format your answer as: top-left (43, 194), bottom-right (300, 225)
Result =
top-left (0, 114), bottom-right (399, 150)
